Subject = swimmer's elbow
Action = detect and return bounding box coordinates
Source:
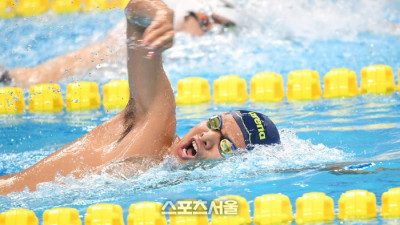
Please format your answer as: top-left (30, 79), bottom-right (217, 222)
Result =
top-left (0, 176), bottom-right (19, 195)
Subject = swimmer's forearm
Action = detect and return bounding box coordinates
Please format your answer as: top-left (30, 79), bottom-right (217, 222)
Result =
top-left (125, 25), bottom-right (162, 115)
top-left (124, 0), bottom-right (175, 124)
top-left (10, 37), bottom-right (124, 88)
top-left (46, 41), bottom-right (119, 76)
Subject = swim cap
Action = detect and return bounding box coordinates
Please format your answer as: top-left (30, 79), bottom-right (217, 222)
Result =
top-left (0, 64), bottom-right (11, 85)
top-left (229, 110), bottom-right (280, 149)
top-left (208, 0), bottom-right (239, 26)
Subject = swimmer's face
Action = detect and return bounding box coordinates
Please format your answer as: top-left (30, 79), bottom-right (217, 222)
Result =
top-left (173, 113), bottom-right (245, 162)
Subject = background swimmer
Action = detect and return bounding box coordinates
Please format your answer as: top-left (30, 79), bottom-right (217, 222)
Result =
top-left (0, 0), bottom-right (279, 195)
top-left (0, 0), bottom-right (239, 88)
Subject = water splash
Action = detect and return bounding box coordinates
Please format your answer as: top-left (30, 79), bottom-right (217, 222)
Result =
top-left (0, 1), bottom-right (399, 219)
top-left (231, 0), bottom-right (399, 40)
top-left (0, 129), bottom-right (350, 211)
top-left (164, 0), bottom-right (400, 81)
top-left (0, 148), bottom-right (56, 176)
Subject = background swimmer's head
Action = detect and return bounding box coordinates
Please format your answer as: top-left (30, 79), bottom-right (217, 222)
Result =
top-left (172, 110), bottom-right (280, 162)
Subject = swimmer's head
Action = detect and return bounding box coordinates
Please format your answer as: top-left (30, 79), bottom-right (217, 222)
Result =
top-left (172, 110), bottom-right (280, 162)
top-left (230, 110), bottom-right (281, 148)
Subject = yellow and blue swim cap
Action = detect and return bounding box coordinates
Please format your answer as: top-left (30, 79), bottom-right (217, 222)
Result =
top-left (229, 110), bottom-right (280, 149)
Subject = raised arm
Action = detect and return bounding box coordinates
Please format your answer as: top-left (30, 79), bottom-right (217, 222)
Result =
top-left (0, 0), bottom-right (177, 195)
top-left (122, 0), bottom-right (175, 133)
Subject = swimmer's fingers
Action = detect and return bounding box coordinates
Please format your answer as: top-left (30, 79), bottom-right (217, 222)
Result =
top-left (143, 14), bottom-right (163, 38)
top-left (143, 19), bottom-right (162, 42)
top-left (144, 25), bottom-right (173, 48)
top-left (143, 9), bottom-right (174, 48)
top-left (151, 31), bottom-right (174, 52)
top-left (143, 23), bottom-right (174, 49)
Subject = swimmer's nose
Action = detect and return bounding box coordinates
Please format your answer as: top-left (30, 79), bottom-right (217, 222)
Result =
top-left (194, 135), bottom-right (207, 151)
top-left (199, 131), bottom-right (220, 151)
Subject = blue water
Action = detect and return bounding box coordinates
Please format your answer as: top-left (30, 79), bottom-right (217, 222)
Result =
top-left (1, 0), bottom-right (400, 224)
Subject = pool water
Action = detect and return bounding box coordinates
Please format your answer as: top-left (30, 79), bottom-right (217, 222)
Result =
top-left (1, 0), bottom-right (400, 224)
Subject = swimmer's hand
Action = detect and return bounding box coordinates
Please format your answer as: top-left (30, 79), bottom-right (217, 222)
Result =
top-left (125, 0), bottom-right (174, 52)
top-left (143, 9), bottom-right (174, 52)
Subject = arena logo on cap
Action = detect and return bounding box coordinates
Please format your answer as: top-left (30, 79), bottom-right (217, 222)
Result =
top-left (249, 112), bottom-right (266, 140)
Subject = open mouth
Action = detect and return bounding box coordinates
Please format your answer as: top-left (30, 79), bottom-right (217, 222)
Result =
top-left (177, 138), bottom-right (199, 160)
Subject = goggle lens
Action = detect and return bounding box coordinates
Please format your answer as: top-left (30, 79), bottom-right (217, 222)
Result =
top-left (207, 114), bottom-right (237, 157)
top-left (219, 139), bottom-right (235, 156)
top-left (207, 115), bottom-right (222, 131)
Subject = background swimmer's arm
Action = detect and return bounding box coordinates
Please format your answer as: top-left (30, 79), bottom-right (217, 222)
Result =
top-left (0, 0), bottom-right (176, 195)
top-left (124, 0), bottom-right (175, 120)
top-left (9, 20), bottom-right (126, 88)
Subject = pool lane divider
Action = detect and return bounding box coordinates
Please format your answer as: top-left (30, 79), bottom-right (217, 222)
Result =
top-left (338, 190), bottom-right (378, 220)
top-left (178, 64), bottom-right (398, 105)
top-left (0, 87), bottom-right (25, 114)
top-left (128, 202), bottom-right (166, 225)
top-left (28, 84), bottom-right (64, 113)
top-left (0, 0), bottom-right (16, 18)
top-left (85, 204), bottom-right (123, 225)
top-left (102, 80), bottom-right (130, 111)
top-left (0, 0), bottom-right (130, 18)
top-left (43, 208), bottom-right (81, 225)
top-left (0, 65), bottom-right (399, 114)
top-left (213, 75), bottom-right (248, 104)
top-left (286, 69), bottom-right (322, 101)
top-left (1, 188), bottom-right (400, 225)
top-left (323, 68), bottom-right (359, 99)
top-left (361, 65), bottom-right (396, 95)
top-left (253, 193), bottom-right (293, 224)
top-left (66, 82), bottom-right (101, 111)
top-left (250, 72), bottom-right (284, 102)
top-left (176, 77), bottom-right (211, 105)
top-left (295, 192), bottom-right (335, 224)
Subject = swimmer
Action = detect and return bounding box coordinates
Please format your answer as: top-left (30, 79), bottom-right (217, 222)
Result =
top-left (0, 0), bottom-right (238, 88)
top-left (0, 0), bottom-right (280, 195)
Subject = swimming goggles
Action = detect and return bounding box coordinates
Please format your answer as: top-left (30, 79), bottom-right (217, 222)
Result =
top-left (188, 12), bottom-right (236, 32)
top-left (207, 115), bottom-right (237, 157)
